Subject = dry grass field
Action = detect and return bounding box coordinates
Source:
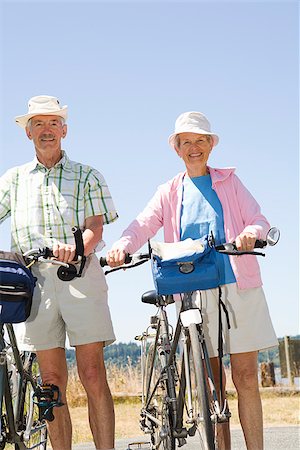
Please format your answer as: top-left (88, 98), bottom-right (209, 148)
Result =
top-left (66, 364), bottom-right (300, 444)
top-left (69, 393), bottom-right (300, 443)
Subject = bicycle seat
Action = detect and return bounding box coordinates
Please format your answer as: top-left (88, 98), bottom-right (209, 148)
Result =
top-left (141, 290), bottom-right (175, 306)
top-left (141, 290), bottom-right (158, 305)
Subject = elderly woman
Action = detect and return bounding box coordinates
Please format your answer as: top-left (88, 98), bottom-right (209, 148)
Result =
top-left (107, 111), bottom-right (277, 450)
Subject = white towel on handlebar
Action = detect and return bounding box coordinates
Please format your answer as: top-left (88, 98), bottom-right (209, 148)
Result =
top-left (150, 238), bottom-right (205, 261)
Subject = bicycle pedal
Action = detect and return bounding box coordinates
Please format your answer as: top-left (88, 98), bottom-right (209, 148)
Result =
top-left (177, 437), bottom-right (187, 447)
top-left (127, 442), bottom-right (151, 449)
top-left (217, 416), bottom-right (230, 423)
top-left (187, 424), bottom-right (197, 436)
top-left (173, 428), bottom-right (188, 438)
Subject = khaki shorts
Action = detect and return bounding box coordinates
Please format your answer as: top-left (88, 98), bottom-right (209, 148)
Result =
top-left (18, 254), bottom-right (115, 351)
top-left (176, 283), bottom-right (278, 357)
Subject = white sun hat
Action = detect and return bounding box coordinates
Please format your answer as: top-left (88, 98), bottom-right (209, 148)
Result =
top-left (168, 111), bottom-right (219, 148)
top-left (15, 95), bottom-right (68, 128)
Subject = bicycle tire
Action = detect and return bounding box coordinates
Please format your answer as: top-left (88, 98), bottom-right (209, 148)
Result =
top-left (189, 323), bottom-right (215, 450)
top-left (15, 353), bottom-right (47, 450)
top-left (143, 343), bottom-right (175, 450)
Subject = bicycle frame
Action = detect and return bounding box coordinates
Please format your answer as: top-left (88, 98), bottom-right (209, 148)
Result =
top-left (0, 323), bottom-right (47, 449)
top-left (137, 291), bottom-right (230, 449)
top-left (139, 299), bottom-right (178, 439)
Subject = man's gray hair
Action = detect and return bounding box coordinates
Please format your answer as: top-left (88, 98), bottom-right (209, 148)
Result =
top-left (26, 116), bottom-right (66, 129)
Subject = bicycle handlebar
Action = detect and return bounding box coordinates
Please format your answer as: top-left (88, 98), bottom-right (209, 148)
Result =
top-left (99, 241), bottom-right (264, 271)
top-left (23, 227), bottom-right (86, 281)
top-left (23, 246), bottom-right (61, 264)
top-left (99, 252), bottom-right (150, 274)
top-left (100, 227), bottom-right (280, 273)
top-left (214, 239), bottom-right (267, 256)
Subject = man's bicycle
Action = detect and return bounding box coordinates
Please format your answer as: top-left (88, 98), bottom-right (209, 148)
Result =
top-left (100, 227), bottom-right (280, 450)
top-left (0, 323), bottom-right (54, 449)
top-left (0, 227), bottom-right (86, 449)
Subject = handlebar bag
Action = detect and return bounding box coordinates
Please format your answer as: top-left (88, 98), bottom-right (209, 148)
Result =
top-left (0, 255), bottom-right (37, 323)
top-left (151, 237), bottom-right (221, 295)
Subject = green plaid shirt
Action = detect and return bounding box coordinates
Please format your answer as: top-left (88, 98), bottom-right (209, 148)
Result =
top-left (0, 151), bottom-right (118, 252)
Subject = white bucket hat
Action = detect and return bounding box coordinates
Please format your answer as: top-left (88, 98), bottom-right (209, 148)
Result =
top-left (168, 111), bottom-right (219, 148)
top-left (15, 95), bottom-right (68, 128)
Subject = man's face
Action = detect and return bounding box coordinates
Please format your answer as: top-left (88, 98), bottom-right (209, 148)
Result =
top-left (175, 132), bottom-right (213, 175)
top-left (26, 115), bottom-right (67, 154)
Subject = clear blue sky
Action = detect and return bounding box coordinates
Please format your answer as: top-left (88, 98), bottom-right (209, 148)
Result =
top-left (0, 0), bottom-right (298, 343)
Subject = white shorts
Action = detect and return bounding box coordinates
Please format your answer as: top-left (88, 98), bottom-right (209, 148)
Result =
top-left (176, 283), bottom-right (278, 357)
top-left (18, 254), bottom-right (115, 351)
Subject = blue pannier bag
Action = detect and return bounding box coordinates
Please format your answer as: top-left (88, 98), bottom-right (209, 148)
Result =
top-left (151, 236), bottom-right (221, 295)
top-left (0, 256), bottom-right (37, 324)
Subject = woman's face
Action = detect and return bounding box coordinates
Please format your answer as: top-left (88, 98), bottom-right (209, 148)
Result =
top-left (175, 132), bottom-right (213, 176)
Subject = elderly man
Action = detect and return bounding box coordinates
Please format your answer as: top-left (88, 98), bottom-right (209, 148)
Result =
top-left (106, 111), bottom-right (278, 450)
top-left (0, 95), bottom-right (118, 450)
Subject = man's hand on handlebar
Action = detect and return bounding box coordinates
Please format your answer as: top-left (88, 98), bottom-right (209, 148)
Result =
top-left (235, 232), bottom-right (256, 252)
top-left (106, 248), bottom-right (127, 268)
top-left (52, 243), bottom-right (77, 264)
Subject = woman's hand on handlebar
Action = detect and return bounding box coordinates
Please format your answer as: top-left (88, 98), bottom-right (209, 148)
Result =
top-left (52, 242), bottom-right (77, 264)
top-left (235, 232), bottom-right (256, 252)
top-left (106, 248), bottom-right (127, 267)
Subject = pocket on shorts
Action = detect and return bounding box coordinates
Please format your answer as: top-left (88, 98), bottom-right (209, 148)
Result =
top-left (82, 254), bottom-right (108, 292)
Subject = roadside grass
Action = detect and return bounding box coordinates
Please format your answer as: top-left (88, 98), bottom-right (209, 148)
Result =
top-left (66, 365), bottom-right (300, 444)
top-left (69, 392), bottom-right (300, 443)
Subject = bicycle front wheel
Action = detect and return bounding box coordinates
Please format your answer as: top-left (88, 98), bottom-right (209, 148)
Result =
top-left (143, 343), bottom-right (176, 450)
top-left (15, 353), bottom-right (47, 450)
top-left (189, 323), bottom-right (215, 450)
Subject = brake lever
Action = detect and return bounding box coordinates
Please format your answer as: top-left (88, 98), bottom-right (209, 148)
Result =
top-left (104, 258), bottom-right (149, 275)
top-left (215, 242), bottom-right (265, 257)
top-left (216, 248), bottom-right (266, 257)
top-left (38, 257), bottom-right (70, 267)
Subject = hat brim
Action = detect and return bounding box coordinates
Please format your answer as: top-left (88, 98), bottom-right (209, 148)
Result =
top-left (168, 130), bottom-right (219, 149)
top-left (15, 106), bottom-right (68, 128)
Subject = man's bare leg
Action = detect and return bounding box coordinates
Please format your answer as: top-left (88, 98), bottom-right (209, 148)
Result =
top-left (76, 342), bottom-right (115, 450)
top-left (37, 348), bottom-right (72, 450)
top-left (231, 351), bottom-right (263, 450)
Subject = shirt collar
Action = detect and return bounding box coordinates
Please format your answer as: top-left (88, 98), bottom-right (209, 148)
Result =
top-left (28, 150), bottom-right (72, 173)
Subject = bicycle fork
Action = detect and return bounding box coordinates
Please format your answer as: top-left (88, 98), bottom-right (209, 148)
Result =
top-left (180, 306), bottom-right (230, 428)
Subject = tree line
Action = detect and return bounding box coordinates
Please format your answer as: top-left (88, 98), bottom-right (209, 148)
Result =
top-left (65, 335), bottom-right (299, 368)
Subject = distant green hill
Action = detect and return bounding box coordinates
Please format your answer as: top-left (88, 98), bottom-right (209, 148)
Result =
top-left (66, 342), bottom-right (141, 367)
top-left (104, 341), bottom-right (141, 366)
top-left (65, 335), bottom-right (300, 368)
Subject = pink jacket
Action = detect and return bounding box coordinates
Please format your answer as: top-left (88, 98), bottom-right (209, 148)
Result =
top-left (114, 167), bottom-right (270, 289)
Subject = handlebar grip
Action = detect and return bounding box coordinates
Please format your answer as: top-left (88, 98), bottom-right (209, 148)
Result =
top-left (44, 247), bottom-right (54, 258)
top-left (100, 253), bottom-right (132, 267)
top-left (231, 239), bottom-right (267, 250)
top-left (72, 226), bottom-right (84, 258)
top-left (124, 254), bottom-right (132, 264)
top-left (99, 257), bottom-right (107, 267)
top-left (254, 239), bottom-right (267, 249)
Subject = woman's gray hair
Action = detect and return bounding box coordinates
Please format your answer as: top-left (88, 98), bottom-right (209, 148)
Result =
top-left (174, 133), bottom-right (212, 149)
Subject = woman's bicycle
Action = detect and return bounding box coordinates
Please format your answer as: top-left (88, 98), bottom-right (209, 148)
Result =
top-left (100, 227), bottom-right (280, 450)
top-left (0, 227), bottom-right (86, 449)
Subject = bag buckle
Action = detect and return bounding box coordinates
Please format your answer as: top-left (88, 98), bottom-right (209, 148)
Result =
top-left (178, 262), bottom-right (195, 274)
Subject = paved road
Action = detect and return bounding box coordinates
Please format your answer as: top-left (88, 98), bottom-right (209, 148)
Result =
top-left (73, 426), bottom-right (299, 449)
